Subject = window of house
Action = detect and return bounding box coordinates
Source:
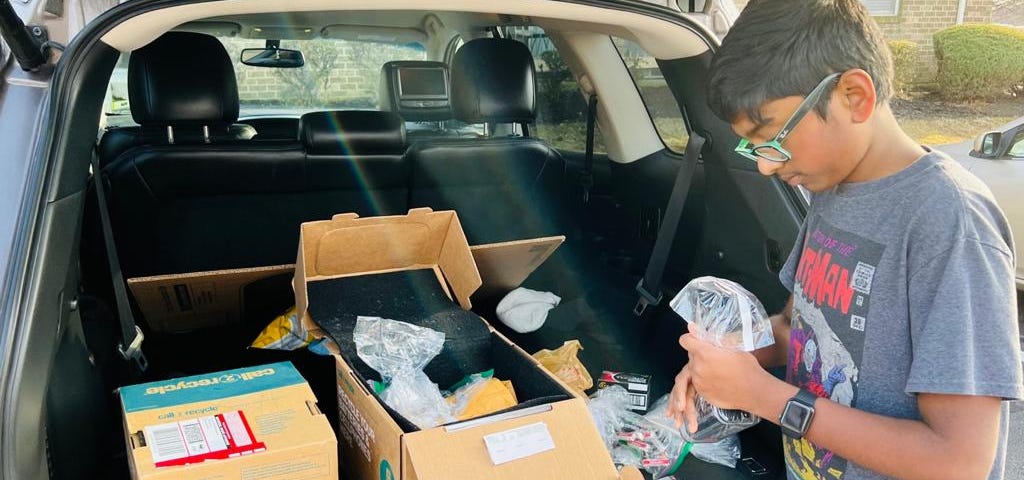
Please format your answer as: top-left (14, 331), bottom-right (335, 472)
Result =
top-left (502, 26), bottom-right (606, 153)
top-left (611, 37), bottom-right (689, 154)
top-left (860, 0), bottom-right (899, 16)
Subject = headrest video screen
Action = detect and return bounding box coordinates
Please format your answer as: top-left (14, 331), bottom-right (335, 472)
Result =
top-left (398, 68), bottom-right (447, 98)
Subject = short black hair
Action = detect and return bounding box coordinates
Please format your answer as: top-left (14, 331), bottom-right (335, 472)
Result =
top-left (706, 0), bottom-right (894, 126)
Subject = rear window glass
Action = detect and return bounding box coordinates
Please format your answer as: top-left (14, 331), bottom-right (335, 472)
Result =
top-left (104, 36), bottom-right (428, 123)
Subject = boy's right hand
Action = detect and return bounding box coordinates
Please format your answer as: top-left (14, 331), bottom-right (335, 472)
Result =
top-left (667, 363), bottom-right (699, 434)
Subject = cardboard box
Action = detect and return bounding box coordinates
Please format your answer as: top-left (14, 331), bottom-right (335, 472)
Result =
top-left (127, 265), bottom-right (294, 333)
top-left (295, 208), bottom-right (622, 480)
top-left (597, 371), bottom-right (653, 412)
top-left (125, 238), bottom-right (561, 334)
top-left (119, 362), bottom-right (337, 480)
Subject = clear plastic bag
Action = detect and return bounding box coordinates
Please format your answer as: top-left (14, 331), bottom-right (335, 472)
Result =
top-left (589, 388), bottom-right (688, 477)
top-left (669, 277), bottom-right (773, 443)
top-left (353, 316), bottom-right (445, 379)
top-left (379, 369), bottom-right (455, 429)
top-left (588, 386), bottom-right (633, 449)
top-left (690, 434), bottom-right (741, 469)
top-left (353, 317), bottom-right (453, 429)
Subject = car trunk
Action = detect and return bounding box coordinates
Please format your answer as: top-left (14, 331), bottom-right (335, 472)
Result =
top-left (26, 7), bottom-right (800, 480)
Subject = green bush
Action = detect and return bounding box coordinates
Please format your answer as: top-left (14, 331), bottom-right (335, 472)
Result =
top-left (933, 24), bottom-right (1024, 101)
top-left (888, 40), bottom-right (919, 96)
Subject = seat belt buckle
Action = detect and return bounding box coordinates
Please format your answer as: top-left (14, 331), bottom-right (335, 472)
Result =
top-left (118, 325), bottom-right (149, 371)
top-left (633, 279), bottom-right (663, 316)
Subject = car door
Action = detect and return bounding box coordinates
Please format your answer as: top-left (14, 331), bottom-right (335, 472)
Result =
top-left (971, 131), bottom-right (1024, 289)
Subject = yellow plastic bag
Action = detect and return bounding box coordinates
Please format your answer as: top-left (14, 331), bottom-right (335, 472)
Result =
top-left (447, 377), bottom-right (519, 421)
top-left (250, 306), bottom-right (314, 350)
top-left (532, 340), bottom-right (593, 396)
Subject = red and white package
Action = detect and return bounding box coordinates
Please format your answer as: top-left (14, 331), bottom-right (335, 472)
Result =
top-left (144, 410), bottom-right (266, 468)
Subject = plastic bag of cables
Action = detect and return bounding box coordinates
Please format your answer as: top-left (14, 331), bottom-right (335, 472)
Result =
top-left (669, 277), bottom-right (774, 443)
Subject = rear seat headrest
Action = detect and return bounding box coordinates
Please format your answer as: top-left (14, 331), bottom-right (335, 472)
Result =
top-left (451, 38), bottom-right (536, 124)
top-left (299, 111), bottom-right (407, 155)
top-left (379, 61), bottom-right (453, 122)
top-left (129, 32), bottom-right (240, 127)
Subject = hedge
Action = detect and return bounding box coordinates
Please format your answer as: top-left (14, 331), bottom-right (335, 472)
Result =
top-left (933, 24), bottom-right (1024, 101)
top-left (888, 40), bottom-right (919, 96)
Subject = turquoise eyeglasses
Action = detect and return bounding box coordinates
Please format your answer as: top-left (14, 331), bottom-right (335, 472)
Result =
top-left (735, 72), bottom-right (842, 163)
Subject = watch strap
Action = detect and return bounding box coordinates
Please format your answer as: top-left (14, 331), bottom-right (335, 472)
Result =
top-left (793, 388), bottom-right (818, 408)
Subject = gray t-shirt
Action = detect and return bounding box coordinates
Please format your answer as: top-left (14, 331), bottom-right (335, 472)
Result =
top-left (779, 150), bottom-right (1023, 480)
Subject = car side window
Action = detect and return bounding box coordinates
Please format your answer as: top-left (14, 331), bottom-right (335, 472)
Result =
top-left (503, 26), bottom-right (606, 153)
top-left (611, 37), bottom-right (689, 153)
top-left (1009, 131), bottom-right (1024, 158)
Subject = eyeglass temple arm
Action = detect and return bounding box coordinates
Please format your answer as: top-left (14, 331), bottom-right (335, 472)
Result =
top-left (774, 73), bottom-right (842, 144)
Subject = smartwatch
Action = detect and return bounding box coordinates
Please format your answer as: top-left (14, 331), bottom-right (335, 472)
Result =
top-left (779, 388), bottom-right (817, 439)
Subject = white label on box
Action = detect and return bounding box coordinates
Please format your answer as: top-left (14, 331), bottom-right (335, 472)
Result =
top-left (146, 422), bottom-right (190, 464)
top-left (483, 422), bottom-right (555, 465)
top-left (627, 383), bottom-right (648, 392)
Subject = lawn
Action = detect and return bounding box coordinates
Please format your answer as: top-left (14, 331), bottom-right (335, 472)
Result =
top-left (891, 94), bottom-right (1022, 146)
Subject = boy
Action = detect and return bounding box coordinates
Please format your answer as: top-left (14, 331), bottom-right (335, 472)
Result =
top-left (666, 0), bottom-right (1024, 479)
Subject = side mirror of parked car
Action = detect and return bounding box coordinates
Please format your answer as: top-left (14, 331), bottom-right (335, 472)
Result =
top-left (240, 47), bottom-right (305, 68)
top-left (972, 131), bottom-right (1001, 158)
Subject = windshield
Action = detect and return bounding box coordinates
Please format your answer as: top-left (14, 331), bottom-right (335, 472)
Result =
top-left (104, 36), bottom-right (428, 123)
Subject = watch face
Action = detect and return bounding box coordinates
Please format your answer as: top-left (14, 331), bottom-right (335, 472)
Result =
top-left (782, 402), bottom-right (813, 433)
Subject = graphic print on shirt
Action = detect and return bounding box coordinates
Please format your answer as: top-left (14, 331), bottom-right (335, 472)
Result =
top-left (784, 216), bottom-right (884, 480)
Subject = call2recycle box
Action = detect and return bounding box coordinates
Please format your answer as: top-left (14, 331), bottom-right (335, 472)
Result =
top-left (118, 362), bottom-right (337, 480)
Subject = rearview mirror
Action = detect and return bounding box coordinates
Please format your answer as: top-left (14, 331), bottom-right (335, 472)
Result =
top-left (240, 48), bottom-right (304, 68)
top-left (972, 131), bottom-right (1001, 158)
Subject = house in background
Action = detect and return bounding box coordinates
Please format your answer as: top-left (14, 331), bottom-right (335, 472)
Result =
top-left (730, 0), bottom-right (994, 83)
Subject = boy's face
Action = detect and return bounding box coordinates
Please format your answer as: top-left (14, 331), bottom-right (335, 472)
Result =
top-left (731, 83), bottom-right (871, 193)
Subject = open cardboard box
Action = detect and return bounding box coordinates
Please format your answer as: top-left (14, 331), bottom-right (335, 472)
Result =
top-left (294, 208), bottom-right (623, 480)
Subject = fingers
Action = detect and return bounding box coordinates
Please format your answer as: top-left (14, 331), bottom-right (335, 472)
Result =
top-left (668, 366), bottom-right (692, 429)
top-left (684, 377), bottom-right (699, 434)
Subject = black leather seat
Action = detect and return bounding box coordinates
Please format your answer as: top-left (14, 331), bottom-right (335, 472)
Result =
top-left (97, 32), bottom-right (257, 167)
top-left (405, 38), bottom-right (569, 245)
top-left (298, 110), bottom-right (410, 218)
top-left (95, 32), bottom-right (410, 278)
top-left (98, 110), bottom-right (410, 278)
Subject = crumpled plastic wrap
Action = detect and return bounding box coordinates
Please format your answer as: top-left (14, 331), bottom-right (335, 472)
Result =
top-left (588, 387), bottom-right (688, 477)
top-left (669, 277), bottom-right (773, 443)
top-left (380, 369), bottom-right (455, 428)
top-left (354, 316), bottom-right (445, 379)
top-left (353, 316), bottom-right (453, 429)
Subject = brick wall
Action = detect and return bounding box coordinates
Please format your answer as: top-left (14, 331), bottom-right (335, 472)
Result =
top-left (725, 0), bottom-right (994, 83)
top-left (878, 0), bottom-right (994, 81)
top-left (220, 38), bottom-right (426, 108)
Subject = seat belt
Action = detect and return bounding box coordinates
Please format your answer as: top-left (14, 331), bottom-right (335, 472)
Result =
top-left (634, 131), bottom-right (706, 316)
top-left (90, 150), bottom-right (148, 372)
top-left (580, 94), bottom-right (598, 204)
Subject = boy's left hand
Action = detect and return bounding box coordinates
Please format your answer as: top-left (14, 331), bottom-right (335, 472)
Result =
top-left (678, 333), bottom-right (772, 412)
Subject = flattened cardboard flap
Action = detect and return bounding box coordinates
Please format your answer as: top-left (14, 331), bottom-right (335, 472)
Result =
top-left (296, 209), bottom-right (482, 316)
top-left (470, 236), bottom-right (564, 300)
top-left (127, 265), bottom-right (294, 333)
